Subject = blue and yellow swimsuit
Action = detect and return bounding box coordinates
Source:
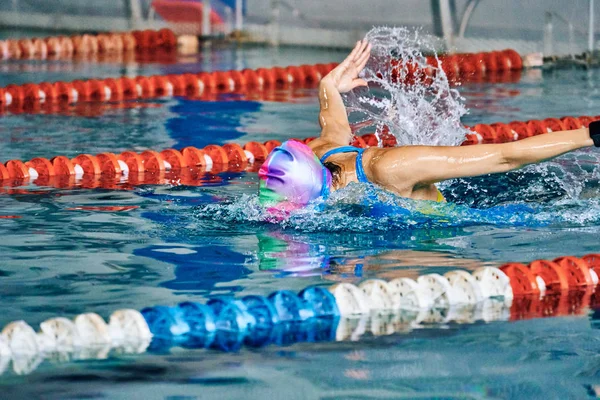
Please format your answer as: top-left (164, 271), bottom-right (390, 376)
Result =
top-left (320, 146), bottom-right (445, 202)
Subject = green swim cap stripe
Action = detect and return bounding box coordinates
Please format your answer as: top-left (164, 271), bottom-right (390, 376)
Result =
top-left (258, 180), bottom-right (286, 205)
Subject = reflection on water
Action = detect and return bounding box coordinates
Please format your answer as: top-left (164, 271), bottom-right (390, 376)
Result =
top-left (256, 231), bottom-right (489, 282)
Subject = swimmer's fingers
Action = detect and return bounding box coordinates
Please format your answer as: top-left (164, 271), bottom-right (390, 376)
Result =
top-left (352, 78), bottom-right (368, 88)
top-left (353, 40), bottom-right (369, 61)
top-left (355, 43), bottom-right (372, 71)
top-left (346, 40), bottom-right (363, 64)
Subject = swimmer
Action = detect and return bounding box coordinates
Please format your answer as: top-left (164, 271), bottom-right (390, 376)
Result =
top-left (258, 40), bottom-right (598, 208)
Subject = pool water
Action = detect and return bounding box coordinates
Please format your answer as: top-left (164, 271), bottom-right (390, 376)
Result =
top-left (2, 40), bottom-right (600, 399)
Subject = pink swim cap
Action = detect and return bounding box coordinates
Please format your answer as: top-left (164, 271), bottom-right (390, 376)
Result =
top-left (258, 140), bottom-right (332, 207)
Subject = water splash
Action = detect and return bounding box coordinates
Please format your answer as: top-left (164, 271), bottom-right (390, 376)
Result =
top-left (347, 26), bottom-right (469, 146)
top-left (344, 26), bottom-right (600, 204)
top-left (191, 180), bottom-right (600, 233)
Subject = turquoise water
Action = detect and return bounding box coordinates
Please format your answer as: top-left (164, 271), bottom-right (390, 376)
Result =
top-left (2, 41), bottom-right (600, 398)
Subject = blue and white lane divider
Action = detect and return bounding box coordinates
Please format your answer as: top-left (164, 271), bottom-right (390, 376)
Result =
top-left (0, 267), bottom-right (520, 375)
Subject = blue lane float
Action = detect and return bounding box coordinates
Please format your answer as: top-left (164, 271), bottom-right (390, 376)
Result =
top-left (141, 287), bottom-right (340, 352)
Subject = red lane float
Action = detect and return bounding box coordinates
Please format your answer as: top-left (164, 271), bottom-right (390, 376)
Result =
top-left (0, 48), bottom-right (526, 114)
top-left (500, 263), bottom-right (541, 297)
top-left (0, 29), bottom-right (177, 61)
top-left (392, 49), bottom-right (524, 86)
top-left (529, 260), bottom-right (570, 292)
top-left (0, 139), bottom-right (279, 190)
top-left (499, 256), bottom-right (599, 299)
top-left (496, 255), bottom-right (600, 321)
top-left (0, 62), bottom-right (341, 113)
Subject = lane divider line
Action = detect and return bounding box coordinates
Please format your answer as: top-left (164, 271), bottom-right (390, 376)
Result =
top-left (0, 49), bottom-right (525, 115)
top-left (0, 253), bottom-right (599, 376)
top-left (0, 29), bottom-right (178, 62)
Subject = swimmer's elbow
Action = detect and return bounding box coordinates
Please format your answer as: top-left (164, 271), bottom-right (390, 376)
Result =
top-left (498, 143), bottom-right (526, 172)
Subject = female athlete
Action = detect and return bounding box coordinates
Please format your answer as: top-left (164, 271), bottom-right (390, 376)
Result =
top-left (258, 40), bottom-right (597, 208)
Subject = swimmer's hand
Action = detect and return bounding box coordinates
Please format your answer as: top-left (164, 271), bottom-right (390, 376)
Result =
top-left (324, 40), bottom-right (371, 93)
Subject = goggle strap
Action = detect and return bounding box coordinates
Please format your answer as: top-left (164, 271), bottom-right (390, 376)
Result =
top-left (321, 167), bottom-right (330, 198)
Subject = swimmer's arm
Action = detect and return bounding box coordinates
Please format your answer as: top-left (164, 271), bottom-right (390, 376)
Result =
top-left (317, 77), bottom-right (353, 145)
top-left (397, 128), bottom-right (594, 185)
top-left (316, 40), bottom-right (372, 146)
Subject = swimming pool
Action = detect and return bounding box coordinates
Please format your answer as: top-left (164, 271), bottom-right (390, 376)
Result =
top-left (2, 35), bottom-right (600, 399)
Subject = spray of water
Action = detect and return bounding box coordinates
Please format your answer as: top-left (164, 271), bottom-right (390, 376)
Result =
top-left (344, 27), bottom-right (600, 202)
top-left (347, 26), bottom-right (469, 146)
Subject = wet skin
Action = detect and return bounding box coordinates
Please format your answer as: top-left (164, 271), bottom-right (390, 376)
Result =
top-left (308, 40), bottom-right (595, 202)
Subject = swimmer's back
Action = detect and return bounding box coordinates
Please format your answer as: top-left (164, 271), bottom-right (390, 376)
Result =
top-left (308, 139), bottom-right (445, 202)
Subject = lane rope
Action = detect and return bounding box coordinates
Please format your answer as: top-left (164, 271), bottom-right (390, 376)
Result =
top-left (0, 142), bottom-right (267, 190)
top-left (461, 115), bottom-right (597, 145)
top-left (0, 29), bottom-right (178, 62)
top-left (0, 49), bottom-right (525, 115)
top-left (1, 253), bottom-right (599, 376)
top-left (0, 63), bottom-right (338, 112)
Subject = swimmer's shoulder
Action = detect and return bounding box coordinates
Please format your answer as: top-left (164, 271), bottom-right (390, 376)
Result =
top-left (309, 137), bottom-right (389, 157)
top-left (364, 146), bottom-right (420, 186)
top-left (307, 138), bottom-right (341, 159)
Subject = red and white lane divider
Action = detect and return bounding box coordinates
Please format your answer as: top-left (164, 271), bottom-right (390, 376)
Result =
top-left (302, 114), bottom-right (600, 147)
top-left (0, 62), bottom-right (338, 112)
top-left (0, 136), bottom-right (369, 190)
top-left (0, 29), bottom-right (178, 61)
top-left (0, 113), bottom-right (596, 191)
top-left (0, 141), bottom-right (272, 189)
top-left (0, 48), bottom-right (527, 115)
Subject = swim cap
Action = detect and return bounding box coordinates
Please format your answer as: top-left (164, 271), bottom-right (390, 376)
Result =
top-left (258, 140), bottom-right (332, 206)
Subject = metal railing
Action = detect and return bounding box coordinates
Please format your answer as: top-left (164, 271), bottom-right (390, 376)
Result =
top-left (455, 0), bottom-right (597, 56)
top-left (543, 10), bottom-right (594, 58)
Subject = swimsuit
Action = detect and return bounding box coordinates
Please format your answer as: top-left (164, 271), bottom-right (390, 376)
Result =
top-left (320, 146), bottom-right (445, 202)
top-left (436, 190), bottom-right (445, 202)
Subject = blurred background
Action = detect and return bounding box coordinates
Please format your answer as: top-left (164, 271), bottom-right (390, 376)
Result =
top-left (1, 0), bottom-right (599, 55)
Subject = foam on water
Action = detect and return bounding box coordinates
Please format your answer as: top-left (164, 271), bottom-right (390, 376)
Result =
top-left (191, 180), bottom-right (600, 233)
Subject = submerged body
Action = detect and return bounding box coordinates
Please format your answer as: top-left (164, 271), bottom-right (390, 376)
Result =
top-left (258, 40), bottom-right (596, 208)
